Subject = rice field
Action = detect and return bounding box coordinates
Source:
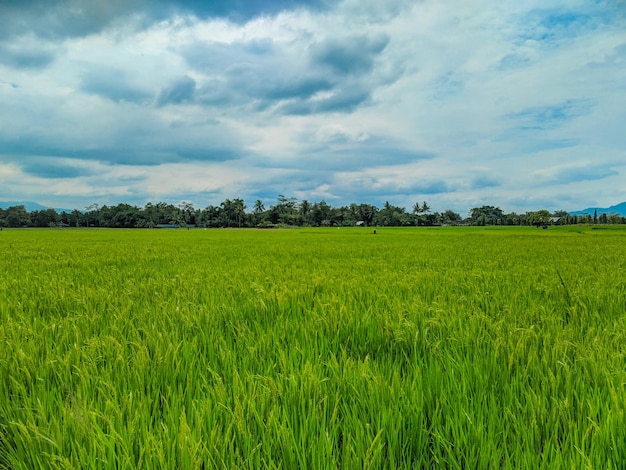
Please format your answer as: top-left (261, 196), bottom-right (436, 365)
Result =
top-left (1, 226), bottom-right (625, 469)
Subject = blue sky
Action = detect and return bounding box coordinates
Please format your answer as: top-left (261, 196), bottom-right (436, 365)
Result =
top-left (1, 0), bottom-right (625, 214)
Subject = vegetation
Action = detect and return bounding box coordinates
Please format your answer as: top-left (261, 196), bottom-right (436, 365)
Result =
top-left (1, 226), bottom-right (626, 468)
top-left (2, 197), bottom-right (624, 228)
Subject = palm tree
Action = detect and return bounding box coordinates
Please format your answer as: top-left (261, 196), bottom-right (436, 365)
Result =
top-left (299, 200), bottom-right (311, 225)
top-left (253, 200), bottom-right (265, 214)
top-left (412, 201), bottom-right (430, 215)
top-left (233, 198), bottom-right (246, 228)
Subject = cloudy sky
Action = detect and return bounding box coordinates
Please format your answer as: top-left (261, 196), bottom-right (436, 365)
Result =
top-left (1, 0), bottom-right (625, 214)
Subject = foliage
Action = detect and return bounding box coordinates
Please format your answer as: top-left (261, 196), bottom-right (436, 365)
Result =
top-left (469, 205), bottom-right (505, 225)
top-left (1, 198), bottom-right (625, 228)
top-left (1, 227), bottom-right (626, 468)
top-left (527, 209), bottom-right (552, 227)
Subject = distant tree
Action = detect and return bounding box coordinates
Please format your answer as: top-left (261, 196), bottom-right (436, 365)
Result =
top-left (299, 200), bottom-right (312, 226)
top-left (98, 205), bottom-right (114, 227)
top-left (311, 201), bottom-right (332, 226)
top-left (158, 202), bottom-right (180, 225)
top-left (504, 212), bottom-right (521, 225)
top-left (31, 208), bottom-right (59, 227)
top-left (253, 200), bottom-right (265, 214)
top-left (13, 195), bottom-right (623, 230)
top-left (179, 201), bottom-right (196, 226)
top-left (470, 206), bottom-right (504, 225)
top-left (334, 205), bottom-right (357, 226)
top-left (219, 199), bottom-right (235, 227)
top-left (412, 201), bottom-right (431, 225)
top-left (85, 203), bottom-right (99, 227)
top-left (5, 205), bottom-right (30, 227)
top-left (108, 203), bottom-right (142, 228)
top-left (440, 210), bottom-right (462, 225)
top-left (198, 205), bottom-right (220, 228)
top-left (275, 195), bottom-right (298, 225)
top-left (217, 198), bottom-right (246, 227)
top-left (252, 200), bottom-right (267, 226)
top-left (375, 201), bottom-right (410, 226)
top-left (527, 210), bottom-right (551, 227)
top-left (412, 201), bottom-right (430, 214)
top-left (233, 198), bottom-right (246, 228)
top-left (354, 203), bottom-right (377, 226)
top-left (68, 209), bottom-right (83, 227)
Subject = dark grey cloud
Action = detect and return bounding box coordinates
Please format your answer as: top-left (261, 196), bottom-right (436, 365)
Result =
top-left (242, 38), bottom-right (275, 55)
top-left (377, 180), bottom-right (451, 196)
top-left (1, 120), bottom-right (242, 167)
top-left (0, 1), bottom-right (135, 40)
top-left (180, 33), bottom-right (394, 115)
top-left (80, 67), bottom-right (153, 103)
top-left (338, 178), bottom-right (452, 201)
top-left (326, 146), bottom-right (434, 171)
top-left (181, 41), bottom-right (318, 109)
top-left (471, 176), bottom-right (501, 189)
top-left (0, 0), bottom-right (332, 40)
top-left (274, 33), bottom-right (393, 114)
top-left (6, 142), bottom-right (239, 167)
top-left (262, 77), bottom-right (333, 101)
top-left (193, 81), bottom-right (239, 107)
top-left (217, 60), bottom-right (334, 104)
top-left (168, 0), bottom-right (331, 22)
top-left (543, 165), bottom-right (618, 185)
top-left (252, 137), bottom-right (435, 172)
top-left (310, 34), bottom-right (389, 76)
top-left (0, 40), bottom-right (57, 69)
top-left (18, 158), bottom-right (95, 179)
top-left (411, 180), bottom-right (451, 195)
top-left (159, 145), bottom-right (238, 163)
top-left (179, 41), bottom-right (248, 72)
top-left (276, 86), bottom-right (371, 115)
top-left (157, 76), bottom-right (196, 106)
top-left (315, 134), bottom-right (435, 171)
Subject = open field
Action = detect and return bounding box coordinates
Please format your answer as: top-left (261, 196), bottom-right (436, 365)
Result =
top-left (1, 226), bottom-right (626, 468)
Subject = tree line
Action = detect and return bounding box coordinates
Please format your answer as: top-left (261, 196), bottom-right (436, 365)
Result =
top-left (467, 206), bottom-right (625, 226)
top-left (0, 197), bottom-right (624, 228)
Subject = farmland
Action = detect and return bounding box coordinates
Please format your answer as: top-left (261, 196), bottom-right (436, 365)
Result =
top-left (1, 226), bottom-right (625, 468)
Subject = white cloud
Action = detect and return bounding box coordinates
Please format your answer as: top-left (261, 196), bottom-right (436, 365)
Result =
top-left (0, 0), bottom-right (624, 213)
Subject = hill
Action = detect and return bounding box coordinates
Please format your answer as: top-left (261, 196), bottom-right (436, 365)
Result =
top-left (570, 201), bottom-right (626, 217)
top-left (0, 201), bottom-right (74, 213)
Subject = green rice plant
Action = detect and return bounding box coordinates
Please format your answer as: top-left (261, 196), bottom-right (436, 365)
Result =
top-left (1, 226), bottom-right (625, 468)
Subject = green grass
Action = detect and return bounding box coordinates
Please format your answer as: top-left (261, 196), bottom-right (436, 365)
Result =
top-left (1, 226), bottom-right (625, 468)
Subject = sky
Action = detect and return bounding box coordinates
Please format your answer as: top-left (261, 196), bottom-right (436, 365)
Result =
top-left (1, 0), bottom-right (625, 215)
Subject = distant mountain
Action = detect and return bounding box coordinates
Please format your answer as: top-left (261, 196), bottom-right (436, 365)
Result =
top-left (0, 201), bottom-right (74, 213)
top-left (570, 201), bottom-right (626, 217)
